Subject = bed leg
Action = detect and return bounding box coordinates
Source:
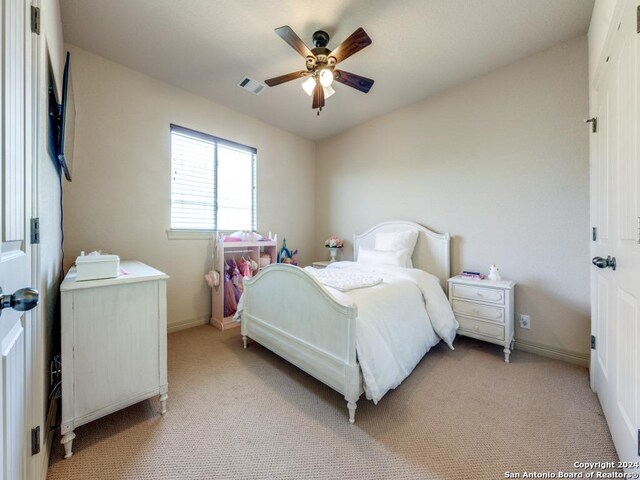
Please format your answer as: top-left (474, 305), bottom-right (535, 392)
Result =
top-left (242, 335), bottom-right (248, 349)
top-left (347, 401), bottom-right (357, 424)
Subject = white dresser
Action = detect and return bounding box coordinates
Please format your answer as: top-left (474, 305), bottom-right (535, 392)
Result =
top-left (60, 261), bottom-right (169, 458)
top-left (447, 275), bottom-right (516, 362)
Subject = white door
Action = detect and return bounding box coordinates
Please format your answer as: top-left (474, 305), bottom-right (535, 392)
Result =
top-left (0, 0), bottom-right (36, 479)
top-left (591, 0), bottom-right (640, 469)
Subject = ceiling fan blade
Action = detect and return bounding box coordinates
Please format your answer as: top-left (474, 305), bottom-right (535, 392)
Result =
top-left (312, 81), bottom-right (325, 110)
top-left (264, 70), bottom-right (309, 87)
top-left (275, 26), bottom-right (314, 59)
top-left (328, 27), bottom-right (372, 64)
top-left (334, 70), bottom-right (374, 93)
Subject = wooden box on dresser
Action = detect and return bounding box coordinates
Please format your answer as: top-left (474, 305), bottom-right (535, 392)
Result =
top-left (211, 237), bottom-right (277, 331)
top-left (60, 261), bottom-right (169, 459)
top-left (447, 275), bottom-right (516, 362)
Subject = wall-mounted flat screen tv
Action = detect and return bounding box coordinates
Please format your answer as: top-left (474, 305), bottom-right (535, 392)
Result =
top-left (50, 52), bottom-right (75, 181)
top-left (58, 52), bottom-right (75, 181)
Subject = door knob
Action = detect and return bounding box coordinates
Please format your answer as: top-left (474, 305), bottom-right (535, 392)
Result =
top-left (0, 287), bottom-right (39, 314)
top-left (592, 256), bottom-right (616, 271)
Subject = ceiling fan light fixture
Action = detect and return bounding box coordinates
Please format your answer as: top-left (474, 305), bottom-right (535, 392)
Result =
top-left (301, 76), bottom-right (316, 96)
top-left (319, 68), bottom-right (334, 87)
top-left (323, 85), bottom-right (335, 99)
top-left (302, 77), bottom-right (335, 99)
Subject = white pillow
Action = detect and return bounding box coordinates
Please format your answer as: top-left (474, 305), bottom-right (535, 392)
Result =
top-left (357, 246), bottom-right (411, 268)
top-left (374, 230), bottom-right (419, 268)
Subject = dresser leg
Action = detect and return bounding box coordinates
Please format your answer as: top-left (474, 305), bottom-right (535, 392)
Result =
top-left (242, 335), bottom-right (248, 349)
top-left (61, 431), bottom-right (76, 459)
top-left (159, 393), bottom-right (168, 415)
top-left (503, 345), bottom-right (511, 363)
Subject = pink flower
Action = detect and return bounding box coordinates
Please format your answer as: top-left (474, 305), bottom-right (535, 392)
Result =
top-left (324, 235), bottom-right (343, 248)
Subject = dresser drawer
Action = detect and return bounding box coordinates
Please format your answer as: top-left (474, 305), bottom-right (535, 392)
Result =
top-left (451, 283), bottom-right (505, 305)
top-left (452, 299), bottom-right (505, 323)
top-left (457, 316), bottom-right (505, 341)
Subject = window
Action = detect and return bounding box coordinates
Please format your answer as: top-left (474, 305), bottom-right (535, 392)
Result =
top-left (170, 125), bottom-right (257, 232)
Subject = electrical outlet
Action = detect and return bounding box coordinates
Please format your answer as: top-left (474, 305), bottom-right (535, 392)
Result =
top-left (519, 313), bottom-right (531, 329)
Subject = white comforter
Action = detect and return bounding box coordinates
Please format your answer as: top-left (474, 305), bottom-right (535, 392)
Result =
top-left (315, 262), bottom-right (458, 404)
top-left (304, 267), bottom-right (383, 291)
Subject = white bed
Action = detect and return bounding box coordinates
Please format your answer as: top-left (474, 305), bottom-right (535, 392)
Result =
top-left (239, 220), bottom-right (457, 423)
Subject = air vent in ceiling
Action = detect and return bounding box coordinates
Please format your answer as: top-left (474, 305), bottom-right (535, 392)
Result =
top-left (237, 76), bottom-right (266, 95)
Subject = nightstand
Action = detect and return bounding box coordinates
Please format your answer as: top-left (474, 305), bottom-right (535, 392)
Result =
top-left (448, 275), bottom-right (516, 362)
top-left (311, 260), bottom-right (332, 269)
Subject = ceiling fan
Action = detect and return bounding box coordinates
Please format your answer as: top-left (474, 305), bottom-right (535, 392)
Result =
top-left (265, 26), bottom-right (374, 114)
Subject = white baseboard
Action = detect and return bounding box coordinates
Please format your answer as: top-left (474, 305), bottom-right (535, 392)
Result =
top-left (514, 339), bottom-right (590, 367)
top-left (167, 315), bottom-right (209, 334)
top-left (40, 397), bottom-right (57, 480)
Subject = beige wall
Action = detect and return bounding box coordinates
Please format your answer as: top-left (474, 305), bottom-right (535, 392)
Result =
top-left (43, 0), bottom-right (65, 99)
top-left (63, 45), bottom-right (316, 330)
top-left (35, 0), bottom-right (65, 474)
top-left (316, 36), bottom-right (590, 358)
top-left (66, 36), bottom-right (590, 358)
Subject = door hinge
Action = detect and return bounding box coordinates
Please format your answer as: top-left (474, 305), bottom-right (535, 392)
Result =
top-left (637, 5), bottom-right (639, 34)
top-left (31, 426), bottom-right (40, 455)
top-left (638, 429), bottom-right (640, 456)
top-left (30, 6), bottom-right (40, 35)
top-left (592, 227), bottom-right (597, 241)
top-left (591, 335), bottom-right (596, 350)
top-left (30, 217), bottom-right (40, 244)
top-left (585, 117), bottom-right (597, 133)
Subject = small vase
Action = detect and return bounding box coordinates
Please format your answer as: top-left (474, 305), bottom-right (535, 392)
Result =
top-left (327, 247), bottom-right (338, 263)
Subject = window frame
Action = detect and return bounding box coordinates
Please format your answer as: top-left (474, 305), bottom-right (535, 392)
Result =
top-left (167, 124), bottom-right (257, 240)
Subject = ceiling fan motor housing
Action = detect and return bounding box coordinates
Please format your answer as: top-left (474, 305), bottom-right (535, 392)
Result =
top-left (312, 30), bottom-right (330, 48)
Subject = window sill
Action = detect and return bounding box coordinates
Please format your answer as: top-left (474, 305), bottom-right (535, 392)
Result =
top-left (166, 229), bottom-right (215, 240)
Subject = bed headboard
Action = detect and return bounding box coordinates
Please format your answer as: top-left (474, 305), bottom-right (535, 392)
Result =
top-left (353, 220), bottom-right (451, 289)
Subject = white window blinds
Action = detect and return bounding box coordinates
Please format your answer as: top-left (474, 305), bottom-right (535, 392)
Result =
top-left (170, 125), bottom-right (256, 231)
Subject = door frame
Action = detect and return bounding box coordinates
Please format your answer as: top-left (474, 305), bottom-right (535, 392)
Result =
top-left (26, 0), bottom-right (51, 478)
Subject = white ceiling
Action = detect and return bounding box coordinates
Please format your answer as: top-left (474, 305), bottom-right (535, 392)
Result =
top-left (59, 0), bottom-right (594, 141)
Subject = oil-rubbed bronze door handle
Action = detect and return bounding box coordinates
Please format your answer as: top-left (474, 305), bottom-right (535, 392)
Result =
top-left (0, 287), bottom-right (39, 314)
top-left (592, 256), bottom-right (616, 271)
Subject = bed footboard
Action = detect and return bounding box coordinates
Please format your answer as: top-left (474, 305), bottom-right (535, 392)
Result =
top-left (240, 264), bottom-right (363, 423)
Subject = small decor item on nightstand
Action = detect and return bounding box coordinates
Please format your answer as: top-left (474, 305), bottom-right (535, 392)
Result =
top-left (460, 270), bottom-right (485, 280)
top-left (488, 264), bottom-right (501, 281)
top-left (325, 235), bottom-right (343, 263)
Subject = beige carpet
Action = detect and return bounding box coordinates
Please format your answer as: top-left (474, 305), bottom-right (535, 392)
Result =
top-left (48, 325), bottom-right (618, 480)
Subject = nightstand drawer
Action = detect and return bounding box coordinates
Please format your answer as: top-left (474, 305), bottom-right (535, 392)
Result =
top-left (451, 284), bottom-right (505, 305)
top-left (457, 316), bottom-right (505, 341)
top-left (452, 299), bottom-right (505, 323)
